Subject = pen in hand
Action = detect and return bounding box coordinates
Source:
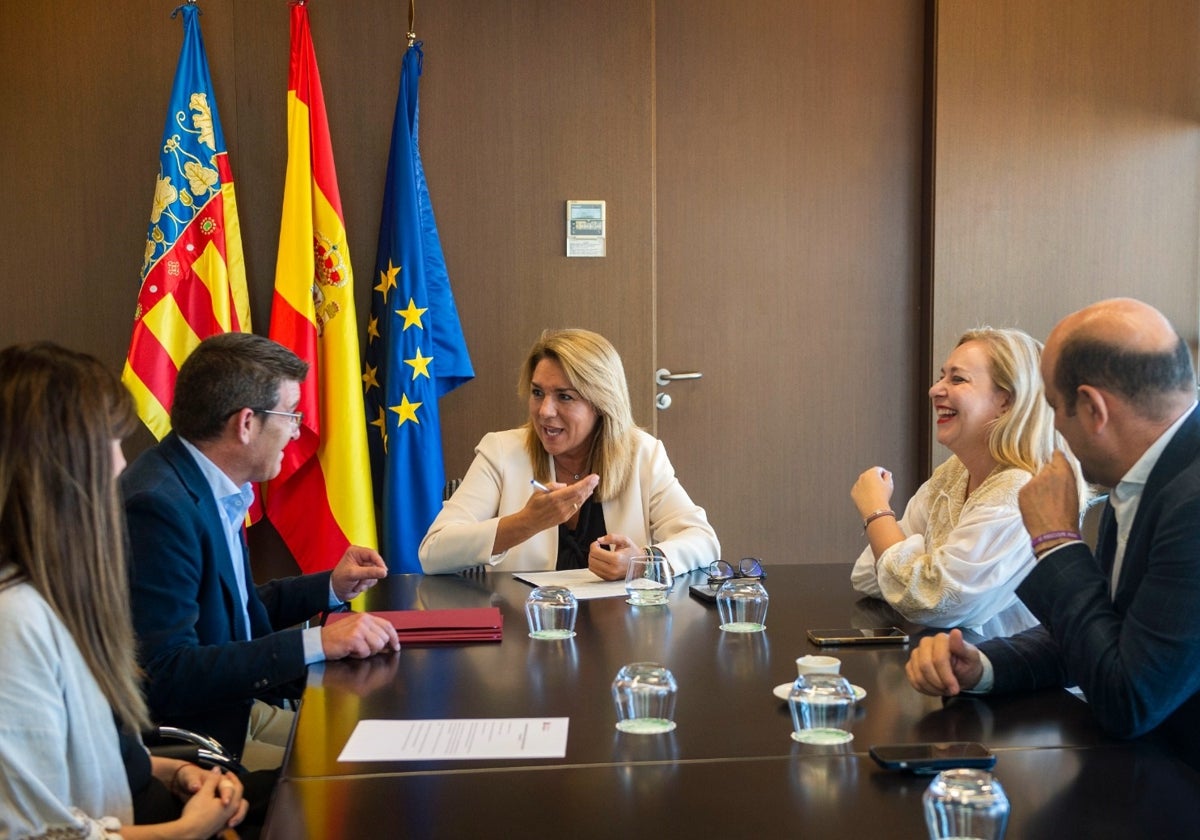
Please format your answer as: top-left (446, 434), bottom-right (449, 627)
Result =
top-left (530, 479), bottom-right (552, 493)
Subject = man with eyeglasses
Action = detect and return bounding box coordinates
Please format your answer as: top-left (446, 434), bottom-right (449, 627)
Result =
top-left (121, 332), bottom-right (398, 773)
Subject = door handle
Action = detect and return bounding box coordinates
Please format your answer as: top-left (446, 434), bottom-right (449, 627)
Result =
top-left (654, 368), bottom-right (703, 387)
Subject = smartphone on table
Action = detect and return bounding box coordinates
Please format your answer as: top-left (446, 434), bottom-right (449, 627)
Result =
top-left (869, 741), bottom-right (997, 773)
top-left (688, 583), bottom-right (717, 603)
top-left (806, 627), bottom-right (909, 645)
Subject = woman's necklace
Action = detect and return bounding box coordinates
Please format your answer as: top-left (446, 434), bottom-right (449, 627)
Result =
top-left (555, 434), bottom-right (598, 482)
top-left (555, 458), bottom-right (584, 480)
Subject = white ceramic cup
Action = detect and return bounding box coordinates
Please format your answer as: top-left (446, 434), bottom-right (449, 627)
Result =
top-left (796, 654), bottom-right (841, 676)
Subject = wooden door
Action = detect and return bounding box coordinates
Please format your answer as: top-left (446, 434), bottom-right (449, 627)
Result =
top-left (653, 0), bottom-right (928, 565)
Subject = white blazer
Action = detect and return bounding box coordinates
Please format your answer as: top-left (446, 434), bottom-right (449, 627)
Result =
top-left (419, 428), bottom-right (720, 575)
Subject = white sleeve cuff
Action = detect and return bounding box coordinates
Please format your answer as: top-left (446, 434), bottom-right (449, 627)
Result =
top-left (966, 651), bottom-right (995, 693)
top-left (302, 625), bottom-right (325, 665)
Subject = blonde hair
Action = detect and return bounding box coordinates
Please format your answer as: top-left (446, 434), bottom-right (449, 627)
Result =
top-left (0, 343), bottom-right (150, 732)
top-left (519, 329), bottom-right (636, 501)
top-left (957, 327), bottom-right (1090, 507)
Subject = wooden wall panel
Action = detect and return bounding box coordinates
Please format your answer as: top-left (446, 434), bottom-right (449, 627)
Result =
top-left (931, 0), bottom-right (1200, 416)
top-left (0, 3), bottom-right (211, 369)
top-left (0, 0), bottom-right (655, 469)
top-left (408, 1), bottom-right (656, 478)
top-left (7, 0), bottom-right (1198, 572)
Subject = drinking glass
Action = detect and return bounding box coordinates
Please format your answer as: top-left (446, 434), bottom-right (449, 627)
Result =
top-left (923, 768), bottom-right (1009, 839)
top-left (788, 673), bottom-right (856, 744)
top-left (716, 578), bottom-right (769, 632)
top-left (524, 586), bottom-right (578, 639)
top-left (625, 554), bottom-right (674, 606)
top-left (611, 662), bottom-right (677, 734)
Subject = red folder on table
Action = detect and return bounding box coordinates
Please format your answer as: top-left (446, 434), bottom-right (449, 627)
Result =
top-left (327, 607), bottom-right (503, 643)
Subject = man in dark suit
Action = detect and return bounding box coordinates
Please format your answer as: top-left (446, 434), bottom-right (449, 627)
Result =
top-left (122, 333), bottom-right (399, 770)
top-left (906, 298), bottom-right (1200, 761)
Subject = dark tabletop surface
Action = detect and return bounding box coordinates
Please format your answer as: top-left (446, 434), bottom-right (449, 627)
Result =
top-left (282, 564), bottom-right (1109, 780)
top-left (265, 563), bottom-right (1197, 838)
top-left (265, 743), bottom-right (1200, 839)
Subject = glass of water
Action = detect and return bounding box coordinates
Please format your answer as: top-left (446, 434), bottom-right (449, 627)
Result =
top-left (525, 586), bottom-right (578, 639)
top-left (612, 662), bottom-right (678, 734)
top-left (625, 554), bottom-right (674, 606)
top-left (923, 768), bottom-right (1009, 839)
top-left (716, 577), bottom-right (769, 632)
top-left (788, 673), bottom-right (856, 744)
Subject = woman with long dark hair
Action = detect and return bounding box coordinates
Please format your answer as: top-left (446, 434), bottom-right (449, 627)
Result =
top-left (0, 342), bottom-right (247, 839)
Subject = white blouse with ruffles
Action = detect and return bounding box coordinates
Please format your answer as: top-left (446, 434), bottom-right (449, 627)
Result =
top-left (850, 457), bottom-right (1039, 639)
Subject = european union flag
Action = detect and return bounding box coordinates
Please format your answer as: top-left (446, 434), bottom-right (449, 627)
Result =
top-left (364, 41), bottom-right (473, 573)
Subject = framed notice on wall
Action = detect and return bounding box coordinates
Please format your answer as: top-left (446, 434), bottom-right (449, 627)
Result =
top-left (566, 200), bottom-right (606, 257)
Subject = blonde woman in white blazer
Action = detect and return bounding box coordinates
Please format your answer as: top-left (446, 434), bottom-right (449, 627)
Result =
top-left (420, 329), bottom-right (719, 579)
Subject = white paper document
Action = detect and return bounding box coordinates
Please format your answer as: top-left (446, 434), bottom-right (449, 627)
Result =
top-left (338, 718), bottom-right (570, 762)
top-left (513, 568), bottom-right (629, 600)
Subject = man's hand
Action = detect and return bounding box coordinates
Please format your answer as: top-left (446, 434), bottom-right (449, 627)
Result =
top-left (331, 546), bottom-right (389, 602)
top-left (1018, 450), bottom-right (1082, 541)
top-left (906, 629), bottom-right (984, 696)
top-left (321, 613), bottom-right (400, 660)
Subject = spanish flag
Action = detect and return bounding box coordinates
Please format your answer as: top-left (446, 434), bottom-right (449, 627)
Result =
top-left (266, 1), bottom-right (377, 572)
top-left (123, 3), bottom-right (250, 439)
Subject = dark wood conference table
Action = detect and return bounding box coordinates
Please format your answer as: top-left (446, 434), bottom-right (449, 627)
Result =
top-left (263, 564), bottom-right (1200, 838)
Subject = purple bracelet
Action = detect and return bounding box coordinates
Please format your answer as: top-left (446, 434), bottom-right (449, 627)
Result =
top-left (1030, 530), bottom-right (1082, 551)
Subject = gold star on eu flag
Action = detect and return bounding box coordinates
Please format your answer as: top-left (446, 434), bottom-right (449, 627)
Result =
top-left (396, 298), bottom-right (427, 331)
top-left (405, 348), bottom-right (433, 380)
top-left (369, 405), bottom-right (389, 451)
top-left (362, 363), bottom-right (380, 391)
top-left (375, 260), bottom-right (400, 297)
top-left (390, 393), bottom-right (422, 427)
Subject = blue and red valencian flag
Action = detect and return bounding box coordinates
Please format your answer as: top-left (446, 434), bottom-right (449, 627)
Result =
top-left (123, 2), bottom-right (250, 439)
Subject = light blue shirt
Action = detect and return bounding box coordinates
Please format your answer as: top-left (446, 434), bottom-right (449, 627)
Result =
top-left (0, 574), bottom-right (132, 836)
top-left (1107, 402), bottom-right (1197, 597)
top-left (178, 439), bottom-right (331, 664)
top-left (179, 438), bottom-right (254, 641)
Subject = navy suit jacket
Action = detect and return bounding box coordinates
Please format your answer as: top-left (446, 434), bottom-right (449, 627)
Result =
top-left (121, 433), bottom-right (333, 756)
top-left (980, 408), bottom-right (1200, 759)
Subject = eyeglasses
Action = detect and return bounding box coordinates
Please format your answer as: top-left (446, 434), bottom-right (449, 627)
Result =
top-left (254, 408), bottom-right (304, 428)
top-left (708, 557), bottom-right (765, 587)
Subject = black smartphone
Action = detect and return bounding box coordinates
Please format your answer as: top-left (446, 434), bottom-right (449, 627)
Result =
top-left (869, 742), bottom-right (997, 773)
top-left (806, 627), bottom-right (909, 646)
top-left (688, 583), bottom-right (717, 603)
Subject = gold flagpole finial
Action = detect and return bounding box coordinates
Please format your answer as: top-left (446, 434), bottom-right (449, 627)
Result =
top-left (408, 0), bottom-right (417, 46)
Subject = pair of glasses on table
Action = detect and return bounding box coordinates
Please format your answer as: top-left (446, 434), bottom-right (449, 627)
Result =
top-left (707, 557), bottom-right (765, 588)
